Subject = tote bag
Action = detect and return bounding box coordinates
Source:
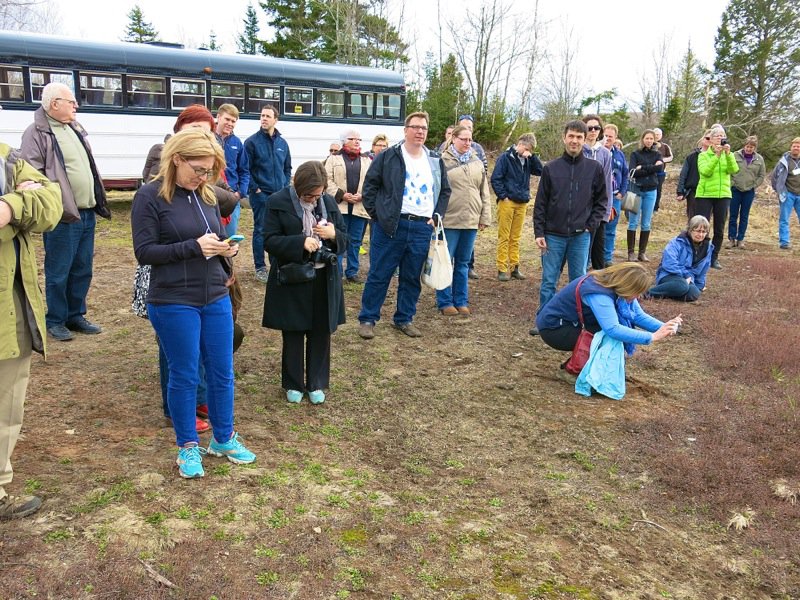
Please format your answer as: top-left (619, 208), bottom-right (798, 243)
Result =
top-left (621, 169), bottom-right (641, 214)
top-left (420, 213), bottom-right (453, 291)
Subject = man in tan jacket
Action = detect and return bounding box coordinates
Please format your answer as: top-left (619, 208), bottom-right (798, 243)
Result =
top-left (0, 141), bottom-right (63, 520)
top-left (325, 129), bottom-right (372, 283)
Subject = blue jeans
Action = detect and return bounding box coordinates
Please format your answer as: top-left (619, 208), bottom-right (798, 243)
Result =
top-left (648, 274), bottom-right (701, 302)
top-left (224, 203), bottom-right (241, 238)
top-left (627, 188), bottom-right (657, 232)
top-left (43, 209), bottom-right (96, 328)
top-left (436, 228), bottom-right (477, 309)
top-left (158, 339), bottom-right (206, 418)
top-left (340, 213), bottom-right (369, 278)
top-left (538, 232), bottom-right (591, 309)
top-left (779, 191), bottom-right (800, 247)
top-left (604, 197), bottom-right (622, 263)
top-left (249, 192), bottom-right (269, 270)
top-left (728, 188), bottom-right (755, 241)
top-left (148, 296), bottom-right (234, 447)
top-left (359, 218), bottom-right (432, 325)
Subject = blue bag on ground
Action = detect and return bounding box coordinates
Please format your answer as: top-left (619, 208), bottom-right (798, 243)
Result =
top-left (575, 331), bottom-right (626, 400)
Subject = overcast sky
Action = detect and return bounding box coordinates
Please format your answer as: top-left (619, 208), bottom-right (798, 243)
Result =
top-left (53, 0), bottom-right (729, 108)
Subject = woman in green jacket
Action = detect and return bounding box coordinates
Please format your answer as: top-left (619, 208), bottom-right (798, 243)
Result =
top-left (694, 129), bottom-right (739, 269)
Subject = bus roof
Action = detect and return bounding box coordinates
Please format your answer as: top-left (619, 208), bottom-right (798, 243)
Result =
top-left (0, 31), bottom-right (405, 90)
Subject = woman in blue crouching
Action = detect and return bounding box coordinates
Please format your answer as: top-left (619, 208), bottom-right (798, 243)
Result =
top-left (647, 216), bottom-right (712, 302)
top-left (535, 263), bottom-right (682, 385)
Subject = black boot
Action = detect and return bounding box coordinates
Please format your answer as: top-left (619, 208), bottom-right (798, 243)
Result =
top-left (627, 231), bottom-right (637, 262)
top-left (638, 231), bottom-right (651, 262)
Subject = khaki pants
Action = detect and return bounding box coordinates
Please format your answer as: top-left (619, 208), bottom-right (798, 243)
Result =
top-left (496, 199), bottom-right (527, 272)
top-left (0, 284), bottom-right (32, 500)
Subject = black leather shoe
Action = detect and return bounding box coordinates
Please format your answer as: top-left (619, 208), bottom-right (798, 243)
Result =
top-left (47, 325), bottom-right (74, 341)
top-left (711, 259), bottom-right (722, 270)
top-left (467, 269), bottom-right (479, 280)
top-left (66, 317), bottom-right (103, 334)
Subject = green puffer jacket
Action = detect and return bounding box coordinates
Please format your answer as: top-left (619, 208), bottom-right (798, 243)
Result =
top-left (695, 147), bottom-right (739, 199)
top-left (0, 143), bottom-right (63, 360)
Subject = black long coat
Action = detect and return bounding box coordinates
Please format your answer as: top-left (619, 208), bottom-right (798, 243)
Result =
top-left (261, 187), bottom-right (347, 333)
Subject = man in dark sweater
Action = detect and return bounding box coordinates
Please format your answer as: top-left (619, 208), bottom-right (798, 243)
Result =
top-left (531, 120), bottom-right (607, 334)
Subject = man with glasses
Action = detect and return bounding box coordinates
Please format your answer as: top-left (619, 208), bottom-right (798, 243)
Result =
top-left (357, 112), bottom-right (451, 339)
top-left (20, 82), bottom-right (111, 341)
top-left (325, 129), bottom-right (372, 282)
top-left (245, 104), bottom-right (292, 283)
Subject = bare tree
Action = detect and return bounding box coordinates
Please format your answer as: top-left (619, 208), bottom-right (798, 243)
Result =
top-left (0, 0), bottom-right (61, 33)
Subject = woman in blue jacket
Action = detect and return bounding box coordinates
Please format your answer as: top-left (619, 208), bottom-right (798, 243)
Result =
top-left (648, 216), bottom-right (713, 302)
top-left (535, 263), bottom-right (682, 382)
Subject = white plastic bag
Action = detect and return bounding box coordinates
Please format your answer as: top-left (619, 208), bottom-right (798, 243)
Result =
top-left (420, 213), bottom-right (453, 290)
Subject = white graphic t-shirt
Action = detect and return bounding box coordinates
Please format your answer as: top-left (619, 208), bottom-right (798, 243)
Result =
top-left (401, 144), bottom-right (435, 217)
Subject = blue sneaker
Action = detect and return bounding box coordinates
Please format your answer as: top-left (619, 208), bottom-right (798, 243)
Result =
top-left (286, 389), bottom-right (303, 403)
top-left (177, 443), bottom-right (206, 479)
top-left (308, 390), bottom-right (325, 405)
top-left (207, 432), bottom-right (256, 465)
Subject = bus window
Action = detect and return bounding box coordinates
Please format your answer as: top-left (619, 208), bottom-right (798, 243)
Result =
top-left (128, 76), bottom-right (167, 109)
top-left (30, 69), bottom-right (73, 102)
top-left (348, 92), bottom-right (374, 119)
top-left (211, 82), bottom-right (245, 112)
top-left (316, 90), bottom-right (344, 118)
top-left (285, 87), bottom-right (312, 116)
top-left (375, 93), bottom-right (401, 120)
top-left (79, 72), bottom-right (122, 107)
top-left (172, 79), bottom-right (206, 109)
top-left (0, 65), bottom-right (24, 101)
top-left (247, 84), bottom-right (279, 114)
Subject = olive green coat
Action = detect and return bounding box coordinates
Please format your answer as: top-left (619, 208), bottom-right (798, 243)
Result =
top-left (0, 143), bottom-right (63, 359)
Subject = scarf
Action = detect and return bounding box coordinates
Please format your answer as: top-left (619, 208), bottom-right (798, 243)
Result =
top-left (299, 199), bottom-right (318, 237)
top-left (743, 151), bottom-right (754, 165)
top-left (342, 147), bottom-right (361, 161)
top-left (450, 145), bottom-right (471, 164)
top-left (614, 297), bottom-right (637, 356)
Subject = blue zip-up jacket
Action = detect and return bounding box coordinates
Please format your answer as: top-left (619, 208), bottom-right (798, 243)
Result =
top-left (532, 151), bottom-right (607, 238)
top-left (771, 152), bottom-right (800, 199)
top-left (609, 145), bottom-right (628, 197)
top-left (245, 127), bottom-right (291, 199)
top-left (655, 231), bottom-right (713, 290)
top-left (362, 143), bottom-right (451, 237)
top-left (536, 276), bottom-right (662, 348)
top-left (218, 133), bottom-right (250, 195)
top-left (490, 145), bottom-right (543, 203)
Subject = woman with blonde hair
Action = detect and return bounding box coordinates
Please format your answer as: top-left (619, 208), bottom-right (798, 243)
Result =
top-left (535, 262), bottom-right (682, 382)
top-left (132, 129), bottom-right (256, 479)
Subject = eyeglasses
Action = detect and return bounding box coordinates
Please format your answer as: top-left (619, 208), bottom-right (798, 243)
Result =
top-left (181, 158), bottom-right (214, 178)
top-left (587, 125), bottom-right (602, 131)
top-left (373, 142), bottom-right (388, 148)
top-left (454, 136), bottom-right (472, 142)
top-left (300, 193), bottom-right (322, 202)
top-left (346, 137), bottom-right (362, 142)
top-left (406, 125), bottom-right (428, 131)
top-left (56, 98), bottom-right (78, 107)
top-left (329, 148), bottom-right (339, 154)
top-left (691, 228), bottom-right (708, 233)
top-left (704, 137), bottom-right (711, 141)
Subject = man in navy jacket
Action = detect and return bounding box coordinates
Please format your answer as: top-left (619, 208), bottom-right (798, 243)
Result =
top-left (245, 104), bottom-right (291, 282)
top-left (357, 111), bottom-right (451, 340)
top-left (215, 104), bottom-right (250, 237)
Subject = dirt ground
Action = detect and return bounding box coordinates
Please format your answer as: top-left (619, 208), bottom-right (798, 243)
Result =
top-left (1, 179), bottom-right (799, 599)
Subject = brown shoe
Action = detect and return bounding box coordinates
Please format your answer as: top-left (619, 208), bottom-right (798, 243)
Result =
top-left (0, 494), bottom-right (42, 521)
top-left (393, 322), bottom-right (422, 337)
top-left (736, 240), bottom-right (745, 249)
top-left (456, 306), bottom-right (470, 315)
top-left (510, 266), bottom-right (526, 280)
top-left (637, 252), bottom-right (650, 262)
top-left (357, 322), bottom-right (375, 339)
top-left (440, 306), bottom-right (458, 316)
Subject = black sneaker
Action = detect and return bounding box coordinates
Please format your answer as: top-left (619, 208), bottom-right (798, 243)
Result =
top-left (66, 317), bottom-right (102, 334)
top-left (467, 269), bottom-right (479, 280)
top-left (711, 259), bottom-right (722, 270)
top-left (0, 494), bottom-right (42, 521)
top-left (47, 324), bottom-right (74, 341)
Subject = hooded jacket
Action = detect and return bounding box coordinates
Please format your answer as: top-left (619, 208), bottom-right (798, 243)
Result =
top-left (655, 231), bottom-right (713, 290)
top-left (440, 147), bottom-right (491, 229)
top-left (490, 145), bottom-right (543, 203)
top-left (770, 152), bottom-right (800, 199)
top-left (0, 144), bottom-right (63, 359)
top-left (695, 147), bottom-right (739, 199)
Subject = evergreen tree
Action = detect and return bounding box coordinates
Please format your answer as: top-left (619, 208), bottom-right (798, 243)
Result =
top-left (712, 0), bottom-right (800, 162)
top-left (236, 3), bottom-right (260, 55)
top-left (207, 31), bottom-right (220, 51)
top-left (659, 96), bottom-right (683, 138)
top-left (420, 54), bottom-right (465, 145)
top-left (259, 0), bottom-right (324, 60)
top-left (122, 5), bottom-right (159, 43)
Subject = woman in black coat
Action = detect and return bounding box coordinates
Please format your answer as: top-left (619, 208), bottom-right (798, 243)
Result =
top-left (262, 161), bottom-right (348, 405)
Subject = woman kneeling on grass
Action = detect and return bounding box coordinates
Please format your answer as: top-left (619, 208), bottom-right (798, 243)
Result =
top-left (535, 263), bottom-right (682, 393)
top-left (648, 216), bottom-right (713, 302)
top-left (132, 129), bottom-right (256, 479)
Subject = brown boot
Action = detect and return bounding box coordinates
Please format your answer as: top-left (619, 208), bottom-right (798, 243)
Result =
top-left (627, 231), bottom-right (637, 262)
top-left (638, 231), bottom-right (651, 262)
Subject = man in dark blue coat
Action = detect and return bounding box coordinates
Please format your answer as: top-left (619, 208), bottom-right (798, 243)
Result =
top-left (245, 104), bottom-right (291, 282)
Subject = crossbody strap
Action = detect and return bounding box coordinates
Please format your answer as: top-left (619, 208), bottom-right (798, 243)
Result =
top-left (574, 275), bottom-right (590, 329)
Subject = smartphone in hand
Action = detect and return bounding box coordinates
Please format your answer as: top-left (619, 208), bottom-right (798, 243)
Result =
top-left (224, 234), bottom-right (245, 245)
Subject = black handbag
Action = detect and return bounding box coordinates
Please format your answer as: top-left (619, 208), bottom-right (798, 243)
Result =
top-left (277, 262), bottom-right (316, 285)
